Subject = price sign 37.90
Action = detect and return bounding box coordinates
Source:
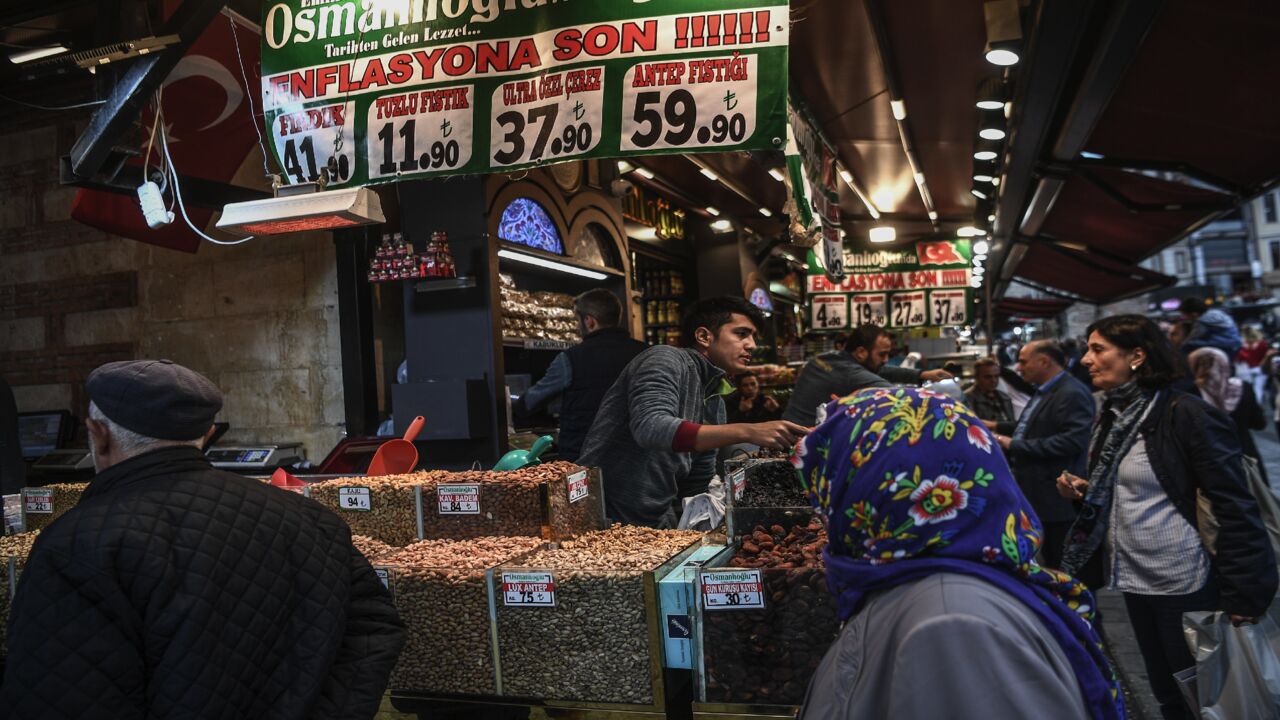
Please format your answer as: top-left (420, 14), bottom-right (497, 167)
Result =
top-left (489, 67), bottom-right (605, 168)
top-left (621, 54), bottom-right (758, 152)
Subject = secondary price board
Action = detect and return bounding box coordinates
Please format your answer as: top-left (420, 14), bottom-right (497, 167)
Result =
top-left (503, 571), bottom-right (556, 607)
top-left (810, 294), bottom-right (848, 330)
top-left (260, 1), bottom-right (789, 186)
top-left (701, 569), bottom-right (764, 610)
top-left (437, 483), bottom-right (481, 514)
top-left (805, 240), bottom-right (974, 330)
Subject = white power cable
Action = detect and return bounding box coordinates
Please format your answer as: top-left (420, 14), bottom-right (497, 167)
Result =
top-left (158, 117), bottom-right (254, 246)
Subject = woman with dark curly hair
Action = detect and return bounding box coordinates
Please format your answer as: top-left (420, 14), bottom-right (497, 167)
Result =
top-left (1058, 314), bottom-right (1276, 720)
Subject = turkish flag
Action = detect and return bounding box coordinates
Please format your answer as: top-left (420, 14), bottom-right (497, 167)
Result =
top-left (916, 241), bottom-right (965, 266)
top-left (71, 6), bottom-right (266, 253)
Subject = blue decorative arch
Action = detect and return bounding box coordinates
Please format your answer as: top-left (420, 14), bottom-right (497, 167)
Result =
top-left (498, 198), bottom-right (564, 255)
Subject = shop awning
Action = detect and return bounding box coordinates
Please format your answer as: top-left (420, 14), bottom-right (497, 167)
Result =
top-left (992, 0), bottom-right (1280, 304)
top-left (995, 297), bottom-right (1074, 320)
top-left (1010, 242), bottom-right (1175, 304)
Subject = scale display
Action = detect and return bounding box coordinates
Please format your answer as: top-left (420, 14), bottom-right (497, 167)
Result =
top-left (206, 444), bottom-right (304, 470)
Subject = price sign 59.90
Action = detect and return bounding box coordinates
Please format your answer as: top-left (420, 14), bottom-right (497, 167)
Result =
top-left (621, 54), bottom-right (759, 152)
top-left (366, 87), bottom-right (474, 180)
top-left (271, 101), bottom-right (355, 185)
top-left (489, 67), bottom-right (604, 168)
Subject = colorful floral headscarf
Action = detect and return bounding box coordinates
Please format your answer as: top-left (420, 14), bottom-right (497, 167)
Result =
top-left (794, 387), bottom-right (1125, 720)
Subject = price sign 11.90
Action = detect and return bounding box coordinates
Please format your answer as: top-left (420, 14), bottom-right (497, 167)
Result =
top-left (366, 87), bottom-right (474, 180)
top-left (489, 67), bottom-right (605, 168)
top-left (272, 101), bottom-right (355, 185)
top-left (621, 54), bottom-right (758, 152)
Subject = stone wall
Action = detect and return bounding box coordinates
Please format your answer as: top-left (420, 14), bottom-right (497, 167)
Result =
top-left (0, 114), bottom-right (345, 462)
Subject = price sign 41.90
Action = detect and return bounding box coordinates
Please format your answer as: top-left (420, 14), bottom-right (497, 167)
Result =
top-left (621, 54), bottom-right (759, 152)
top-left (367, 86), bottom-right (474, 180)
top-left (271, 101), bottom-right (355, 185)
top-left (489, 67), bottom-right (605, 168)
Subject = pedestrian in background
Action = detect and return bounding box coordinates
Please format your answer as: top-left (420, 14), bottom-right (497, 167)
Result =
top-left (963, 356), bottom-right (1014, 425)
top-left (988, 341), bottom-right (1095, 569)
top-left (797, 387), bottom-right (1124, 720)
top-left (1236, 325), bottom-right (1269, 404)
top-left (1188, 347), bottom-right (1267, 482)
top-left (1180, 296), bottom-right (1242, 356)
top-left (1059, 315), bottom-right (1276, 720)
top-left (516, 288), bottom-right (646, 461)
top-left (1, 360), bottom-right (406, 719)
top-left (726, 371), bottom-right (782, 423)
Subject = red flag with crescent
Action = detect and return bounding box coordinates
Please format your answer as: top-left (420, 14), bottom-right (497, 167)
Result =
top-left (70, 6), bottom-right (265, 253)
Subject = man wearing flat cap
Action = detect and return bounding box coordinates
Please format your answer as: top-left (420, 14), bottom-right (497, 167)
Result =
top-left (1, 360), bottom-right (406, 720)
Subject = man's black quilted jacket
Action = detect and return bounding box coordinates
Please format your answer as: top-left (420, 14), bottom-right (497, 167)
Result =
top-left (0, 446), bottom-right (406, 719)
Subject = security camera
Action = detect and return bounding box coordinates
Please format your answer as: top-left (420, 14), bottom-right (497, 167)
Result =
top-left (610, 178), bottom-right (634, 197)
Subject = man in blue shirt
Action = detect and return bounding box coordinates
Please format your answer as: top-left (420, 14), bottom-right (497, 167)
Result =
top-left (988, 340), bottom-right (1095, 569)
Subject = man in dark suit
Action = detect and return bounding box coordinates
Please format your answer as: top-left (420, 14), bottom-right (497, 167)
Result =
top-left (988, 340), bottom-right (1095, 569)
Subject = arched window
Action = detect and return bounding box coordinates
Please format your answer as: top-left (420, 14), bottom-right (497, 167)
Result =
top-left (498, 198), bottom-right (563, 254)
top-left (574, 222), bottom-right (623, 270)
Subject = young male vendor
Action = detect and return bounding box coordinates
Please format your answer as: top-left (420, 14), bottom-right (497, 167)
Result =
top-left (579, 296), bottom-right (809, 528)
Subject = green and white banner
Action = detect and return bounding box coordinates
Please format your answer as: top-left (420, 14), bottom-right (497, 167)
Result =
top-left (259, 0), bottom-right (790, 186)
top-left (806, 240), bottom-right (974, 330)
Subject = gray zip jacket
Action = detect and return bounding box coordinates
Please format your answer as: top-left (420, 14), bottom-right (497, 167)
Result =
top-left (578, 345), bottom-right (727, 528)
top-left (784, 351), bottom-right (922, 425)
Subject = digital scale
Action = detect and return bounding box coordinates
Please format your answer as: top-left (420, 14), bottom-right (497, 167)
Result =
top-left (206, 443), bottom-right (305, 471)
top-left (31, 448), bottom-right (94, 472)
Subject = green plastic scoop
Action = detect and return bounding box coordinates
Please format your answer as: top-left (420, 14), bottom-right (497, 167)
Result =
top-left (493, 434), bottom-right (554, 471)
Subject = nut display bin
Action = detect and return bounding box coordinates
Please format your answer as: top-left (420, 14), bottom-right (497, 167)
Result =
top-left (420, 468), bottom-right (605, 542)
top-left (307, 478), bottom-right (420, 546)
top-left (492, 537), bottom-right (706, 711)
top-left (692, 543), bottom-right (839, 719)
top-left (722, 458), bottom-right (811, 540)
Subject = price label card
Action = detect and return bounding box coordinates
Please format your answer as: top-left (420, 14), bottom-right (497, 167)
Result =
top-left (888, 291), bottom-right (927, 328)
top-left (366, 86), bottom-right (474, 180)
top-left (490, 67), bottom-right (605, 168)
top-left (24, 488), bottom-right (53, 514)
top-left (271, 101), bottom-right (355, 185)
top-left (810, 295), bottom-right (849, 330)
top-left (375, 568), bottom-right (390, 589)
top-left (437, 483), bottom-right (481, 515)
top-left (338, 486), bottom-right (371, 512)
top-left (567, 471), bottom-right (589, 504)
top-left (850, 293), bottom-right (887, 327)
top-left (729, 469), bottom-right (746, 501)
top-left (929, 289), bottom-right (968, 326)
top-left (702, 569), bottom-right (765, 610)
top-left (503, 572), bottom-right (556, 607)
top-left (621, 54), bottom-right (759, 152)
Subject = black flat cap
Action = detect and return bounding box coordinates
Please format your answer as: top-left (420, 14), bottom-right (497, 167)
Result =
top-left (87, 359), bottom-right (222, 440)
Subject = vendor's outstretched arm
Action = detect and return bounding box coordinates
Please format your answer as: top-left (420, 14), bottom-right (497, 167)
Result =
top-left (689, 420), bottom-right (809, 451)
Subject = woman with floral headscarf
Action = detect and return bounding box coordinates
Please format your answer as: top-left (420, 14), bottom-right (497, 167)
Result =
top-left (795, 387), bottom-right (1123, 720)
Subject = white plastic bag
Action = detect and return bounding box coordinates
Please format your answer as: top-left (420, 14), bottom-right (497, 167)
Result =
top-left (678, 476), bottom-right (726, 531)
top-left (1183, 602), bottom-right (1280, 719)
